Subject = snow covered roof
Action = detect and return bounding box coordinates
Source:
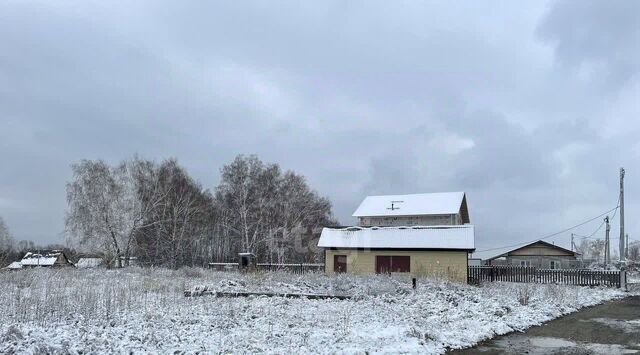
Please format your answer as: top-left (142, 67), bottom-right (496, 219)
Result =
top-left (5, 261), bottom-right (22, 269)
top-left (352, 192), bottom-right (470, 222)
top-left (20, 250), bottom-right (68, 266)
top-left (483, 240), bottom-right (579, 261)
top-left (318, 225), bottom-right (475, 250)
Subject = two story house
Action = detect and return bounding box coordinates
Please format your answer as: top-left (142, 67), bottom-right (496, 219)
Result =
top-left (318, 192), bottom-right (475, 282)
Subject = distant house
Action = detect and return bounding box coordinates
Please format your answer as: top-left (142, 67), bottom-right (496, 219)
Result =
top-left (76, 257), bottom-right (105, 269)
top-left (485, 240), bottom-right (581, 269)
top-left (468, 258), bottom-right (482, 266)
top-left (20, 250), bottom-right (74, 268)
top-left (318, 192), bottom-right (475, 282)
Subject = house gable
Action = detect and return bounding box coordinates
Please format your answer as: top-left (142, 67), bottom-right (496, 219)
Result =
top-left (488, 240), bottom-right (579, 261)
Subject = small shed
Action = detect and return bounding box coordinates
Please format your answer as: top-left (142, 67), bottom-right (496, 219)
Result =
top-left (20, 250), bottom-right (74, 268)
top-left (238, 252), bottom-right (256, 272)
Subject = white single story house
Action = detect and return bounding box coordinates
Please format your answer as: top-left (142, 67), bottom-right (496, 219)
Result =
top-left (485, 240), bottom-right (581, 269)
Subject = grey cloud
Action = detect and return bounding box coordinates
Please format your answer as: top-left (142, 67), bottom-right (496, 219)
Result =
top-left (537, 0), bottom-right (640, 90)
top-left (0, 1), bottom-right (637, 252)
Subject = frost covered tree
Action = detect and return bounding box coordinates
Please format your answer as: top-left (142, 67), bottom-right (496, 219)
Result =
top-left (0, 216), bottom-right (15, 266)
top-left (66, 154), bottom-right (334, 267)
top-left (269, 171), bottom-right (333, 263)
top-left (215, 155), bottom-right (335, 262)
top-left (215, 155), bottom-right (266, 255)
top-left (576, 239), bottom-right (606, 264)
top-left (16, 240), bottom-right (35, 253)
top-left (135, 159), bottom-right (214, 268)
top-left (65, 158), bottom-right (165, 267)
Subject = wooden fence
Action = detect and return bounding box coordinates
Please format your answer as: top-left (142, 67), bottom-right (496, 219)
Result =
top-left (208, 262), bottom-right (324, 274)
top-left (468, 266), bottom-right (623, 288)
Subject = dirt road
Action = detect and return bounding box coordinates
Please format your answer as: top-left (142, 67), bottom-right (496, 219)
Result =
top-left (452, 295), bottom-right (640, 354)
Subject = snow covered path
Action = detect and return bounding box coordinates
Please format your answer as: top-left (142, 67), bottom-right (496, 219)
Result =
top-left (0, 269), bottom-right (629, 354)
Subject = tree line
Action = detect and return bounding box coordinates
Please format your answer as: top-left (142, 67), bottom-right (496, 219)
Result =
top-left (575, 238), bottom-right (640, 265)
top-left (64, 154), bottom-right (336, 268)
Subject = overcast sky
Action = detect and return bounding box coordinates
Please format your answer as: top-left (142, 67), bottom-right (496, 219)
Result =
top-left (1, 1), bottom-right (638, 256)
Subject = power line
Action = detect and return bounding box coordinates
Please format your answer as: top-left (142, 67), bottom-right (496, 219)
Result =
top-left (573, 203), bottom-right (619, 241)
top-left (476, 205), bottom-right (619, 253)
top-left (609, 194), bottom-right (620, 221)
top-left (574, 219), bottom-right (607, 240)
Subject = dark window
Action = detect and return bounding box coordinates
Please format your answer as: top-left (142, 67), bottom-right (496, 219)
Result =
top-left (334, 255), bottom-right (347, 273)
top-left (376, 255), bottom-right (410, 273)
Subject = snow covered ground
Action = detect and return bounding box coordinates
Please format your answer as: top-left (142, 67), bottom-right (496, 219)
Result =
top-left (0, 268), bottom-right (629, 354)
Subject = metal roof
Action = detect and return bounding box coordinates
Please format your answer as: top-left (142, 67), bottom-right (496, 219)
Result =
top-left (484, 240), bottom-right (581, 261)
top-left (352, 192), bottom-right (470, 223)
top-left (317, 225), bottom-right (475, 250)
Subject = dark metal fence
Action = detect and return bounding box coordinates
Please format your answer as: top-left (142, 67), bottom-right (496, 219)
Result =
top-left (208, 262), bottom-right (324, 274)
top-left (468, 266), bottom-right (622, 288)
top-left (256, 263), bottom-right (324, 274)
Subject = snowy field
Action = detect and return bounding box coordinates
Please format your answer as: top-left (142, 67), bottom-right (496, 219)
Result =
top-left (0, 268), bottom-right (629, 354)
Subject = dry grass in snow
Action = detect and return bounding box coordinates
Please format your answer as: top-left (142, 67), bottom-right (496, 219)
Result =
top-left (0, 268), bottom-right (628, 354)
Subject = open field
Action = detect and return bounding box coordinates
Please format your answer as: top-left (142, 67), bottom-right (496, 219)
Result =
top-left (0, 268), bottom-right (629, 354)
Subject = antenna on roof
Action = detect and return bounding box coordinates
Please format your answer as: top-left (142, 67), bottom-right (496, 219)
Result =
top-left (387, 200), bottom-right (404, 211)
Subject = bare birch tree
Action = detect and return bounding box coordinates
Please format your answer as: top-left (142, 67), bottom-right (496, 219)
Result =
top-left (136, 159), bottom-right (213, 268)
top-left (215, 155), bottom-right (335, 262)
top-left (65, 158), bottom-right (164, 267)
top-left (0, 216), bottom-right (15, 266)
top-left (65, 154), bottom-right (334, 267)
top-left (215, 155), bottom-right (266, 254)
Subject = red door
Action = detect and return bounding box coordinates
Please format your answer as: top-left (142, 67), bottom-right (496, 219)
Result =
top-left (391, 256), bottom-right (410, 272)
top-left (334, 255), bottom-right (347, 273)
top-left (376, 256), bottom-right (410, 273)
top-left (376, 256), bottom-right (391, 274)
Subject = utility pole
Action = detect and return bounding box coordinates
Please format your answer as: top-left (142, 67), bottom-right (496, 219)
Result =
top-left (619, 167), bottom-right (625, 262)
top-left (571, 233), bottom-right (575, 252)
top-left (604, 216), bottom-right (610, 267)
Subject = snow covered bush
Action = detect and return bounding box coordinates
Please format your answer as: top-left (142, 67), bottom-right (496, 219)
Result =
top-left (517, 284), bottom-right (533, 305)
